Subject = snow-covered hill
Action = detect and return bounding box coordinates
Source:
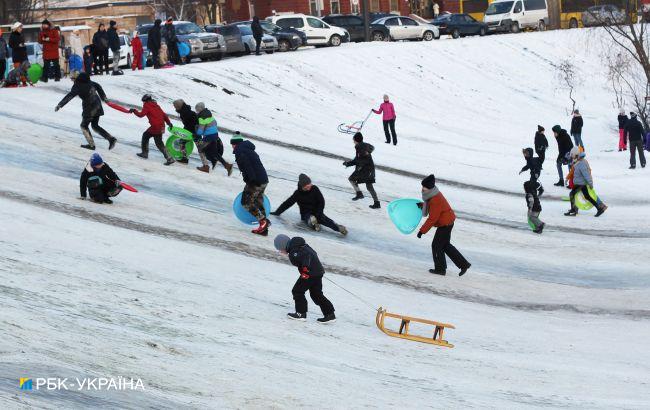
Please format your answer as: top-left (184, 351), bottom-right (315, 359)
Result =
top-left (1, 28), bottom-right (649, 409)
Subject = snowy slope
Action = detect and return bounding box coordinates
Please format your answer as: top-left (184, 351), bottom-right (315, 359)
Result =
top-left (1, 27), bottom-right (649, 409)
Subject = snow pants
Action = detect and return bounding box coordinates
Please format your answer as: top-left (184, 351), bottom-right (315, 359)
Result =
top-left (383, 119), bottom-right (397, 145)
top-left (94, 50), bottom-right (109, 74)
top-left (0, 59), bottom-right (6, 81)
top-left (527, 210), bottom-right (543, 230)
top-left (572, 132), bottom-right (583, 149)
top-left (292, 276), bottom-right (335, 316)
top-left (431, 223), bottom-right (470, 272)
top-left (569, 185), bottom-right (600, 212)
top-left (111, 49), bottom-right (121, 73)
top-left (242, 183), bottom-right (267, 221)
top-left (87, 176), bottom-right (122, 203)
top-left (141, 132), bottom-right (171, 160)
top-left (536, 148), bottom-right (546, 165)
top-left (198, 138), bottom-right (228, 169)
top-left (349, 179), bottom-right (379, 202)
top-left (630, 140), bottom-right (646, 168)
top-left (42, 58), bottom-right (61, 82)
top-left (302, 212), bottom-right (339, 232)
top-left (81, 116), bottom-right (113, 147)
top-left (618, 128), bottom-right (627, 151)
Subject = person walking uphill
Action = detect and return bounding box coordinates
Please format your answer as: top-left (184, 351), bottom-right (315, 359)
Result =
top-left (344, 132), bottom-right (380, 209)
top-left (107, 21), bottom-right (123, 75)
top-left (625, 112), bottom-right (646, 169)
top-left (92, 23), bottom-right (110, 75)
top-left (570, 109), bottom-right (584, 148)
top-left (271, 173), bottom-right (348, 235)
top-left (552, 125), bottom-right (574, 187)
top-left (617, 109), bottom-right (629, 151)
top-left (372, 94), bottom-right (397, 145)
top-left (274, 234), bottom-right (336, 323)
top-left (417, 174), bottom-right (471, 276)
top-left (252, 16), bottom-right (264, 56)
top-left (534, 125), bottom-right (548, 164)
top-left (131, 94), bottom-right (174, 165)
top-left (147, 19), bottom-right (162, 69)
top-left (194, 102), bottom-right (233, 174)
top-left (79, 153), bottom-right (122, 204)
top-left (231, 133), bottom-right (270, 235)
top-left (55, 72), bottom-right (117, 150)
top-left (565, 151), bottom-right (607, 217)
top-left (38, 19), bottom-right (61, 82)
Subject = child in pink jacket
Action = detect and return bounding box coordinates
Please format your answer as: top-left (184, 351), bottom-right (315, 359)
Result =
top-left (372, 94), bottom-right (397, 145)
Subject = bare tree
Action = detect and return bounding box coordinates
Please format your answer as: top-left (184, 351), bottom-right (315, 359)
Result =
top-left (156, 0), bottom-right (198, 21)
top-left (554, 59), bottom-right (581, 114)
top-left (1, 0), bottom-right (40, 25)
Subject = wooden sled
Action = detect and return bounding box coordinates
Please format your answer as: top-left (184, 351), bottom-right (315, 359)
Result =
top-left (376, 307), bottom-right (455, 348)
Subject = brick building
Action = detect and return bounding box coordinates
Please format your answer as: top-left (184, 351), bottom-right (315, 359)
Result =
top-left (221, 0), bottom-right (412, 22)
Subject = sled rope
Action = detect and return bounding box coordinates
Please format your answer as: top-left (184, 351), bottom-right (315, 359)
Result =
top-left (323, 276), bottom-right (377, 312)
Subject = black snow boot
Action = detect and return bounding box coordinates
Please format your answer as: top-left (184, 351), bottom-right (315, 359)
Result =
top-left (287, 312), bottom-right (306, 321)
top-left (429, 269), bottom-right (446, 275)
top-left (459, 263), bottom-right (471, 277)
top-left (352, 192), bottom-right (364, 201)
top-left (177, 158), bottom-right (189, 164)
top-left (164, 158), bottom-right (175, 166)
top-left (595, 205), bottom-right (608, 217)
top-left (317, 313), bottom-right (336, 324)
top-left (554, 180), bottom-right (564, 187)
top-left (108, 138), bottom-right (117, 150)
top-left (369, 201), bottom-right (381, 209)
top-left (137, 152), bottom-right (148, 159)
top-left (80, 144), bottom-right (96, 150)
top-left (564, 209), bottom-right (578, 216)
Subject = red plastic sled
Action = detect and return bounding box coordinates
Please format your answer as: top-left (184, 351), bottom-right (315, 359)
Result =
top-left (106, 101), bottom-right (131, 113)
top-left (119, 182), bottom-right (138, 192)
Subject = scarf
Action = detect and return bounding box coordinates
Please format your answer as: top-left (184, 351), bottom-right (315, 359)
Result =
top-left (421, 186), bottom-right (440, 217)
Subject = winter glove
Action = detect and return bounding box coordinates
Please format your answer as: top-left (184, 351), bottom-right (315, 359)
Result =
top-left (299, 267), bottom-right (310, 280)
top-left (416, 202), bottom-right (423, 209)
top-left (129, 108), bottom-right (135, 114)
top-left (417, 231), bottom-right (423, 239)
top-left (54, 105), bottom-right (60, 112)
top-left (343, 161), bottom-right (352, 167)
top-left (168, 126), bottom-right (173, 132)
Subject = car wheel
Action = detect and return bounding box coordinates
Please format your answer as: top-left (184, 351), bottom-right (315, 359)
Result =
top-left (244, 44), bottom-right (251, 55)
top-left (126, 54), bottom-right (131, 67)
top-left (329, 34), bottom-right (342, 47)
top-left (372, 31), bottom-right (385, 41)
top-left (215, 52), bottom-right (223, 61)
top-left (538, 20), bottom-right (546, 31)
top-left (479, 27), bottom-right (487, 36)
top-left (569, 18), bottom-right (578, 29)
top-left (265, 50), bottom-right (274, 54)
top-left (510, 22), bottom-right (520, 33)
top-left (452, 29), bottom-right (460, 39)
top-left (423, 30), bottom-right (434, 41)
top-left (278, 39), bottom-right (290, 52)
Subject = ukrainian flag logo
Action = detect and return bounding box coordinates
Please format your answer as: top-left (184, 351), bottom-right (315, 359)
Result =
top-left (19, 378), bottom-right (32, 390)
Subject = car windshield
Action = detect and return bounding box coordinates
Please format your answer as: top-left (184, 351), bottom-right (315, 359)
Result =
top-left (237, 25), bottom-right (253, 35)
top-left (138, 25), bottom-right (152, 35)
top-left (434, 14), bottom-right (452, 22)
top-left (176, 23), bottom-right (203, 35)
top-left (26, 44), bottom-right (36, 55)
top-left (260, 21), bottom-right (281, 32)
top-left (486, 1), bottom-right (514, 14)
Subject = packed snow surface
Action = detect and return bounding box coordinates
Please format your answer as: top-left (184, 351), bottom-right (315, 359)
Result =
top-left (1, 27), bottom-right (649, 409)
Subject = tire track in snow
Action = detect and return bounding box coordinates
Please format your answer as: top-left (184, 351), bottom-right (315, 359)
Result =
top-left (2, 189), bottom-right (648, 319)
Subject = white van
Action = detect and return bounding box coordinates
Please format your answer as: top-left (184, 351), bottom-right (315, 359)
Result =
top-left (267, 14), bottom-right (350, 46)
top-left (483, 0), bottom-right (549, 33)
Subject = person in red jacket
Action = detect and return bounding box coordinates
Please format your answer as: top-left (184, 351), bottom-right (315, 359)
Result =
top-left (38, 19), bottom-right (61, 82)
top-left (417, 174), bottom-right (471, 276)
top-left (131, 32), bottom-right (144, 71)
top-left (131, 94), bottom-right (175, 165)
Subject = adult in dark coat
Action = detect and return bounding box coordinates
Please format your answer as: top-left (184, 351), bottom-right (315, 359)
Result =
top-left (56, 72), bottom-right (117, 150)
top-left (163, 18), bottom-right (180, 64)
top-left (570, 109), bottom-right (584, 148)
top-left (271, 174), bottom-right (347, 235)
top-left (617, 109), bottom-right (628, 151)
top-left (274, 234), bottom-right (336, 323)
top-left (107, 20), bottom-right (122, 74)
top-left (80, 153), bottom-right (122, 203)
top-left (8, 24), bottom-right (28, 66)
top-left (551, 125), bottom-right (574, 186)
top-left (231, 134), bottom-right (270, 235)
top-left (147, 19), bottom-right (162, 68)
top-left (92, 24), bottom-right (110, 74)
top-left (344, 132), bottom-right (379, 209)
top-left (625, 112), bottom-right (647, 169)
top-left (251, 16), bottom-right (264, 55)
top-left (534, 125), bottom-right (548, 164)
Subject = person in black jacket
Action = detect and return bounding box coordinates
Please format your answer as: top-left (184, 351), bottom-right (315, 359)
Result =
top-left (344, 132), bottom-right (380, 209)
top-left (519, 147), bottom-right (544, 196)
top-left (271, 174), bottom-right (348, 235)
top-left (625, 112), bottom-right (647, 169)
top-left (147, 19), bottom-right (162, 69)
top-left (92, 23), bottom-right (109, 74)
top-left (251, 16), bottom-right (264, 56)
top-left (231, 133), bottom-right (270, 235)
top-left (524, 181), bottom-right (544, 234)
top-left (570, 109), bottom-right (584, 148)
top-left (551, 125), bottom-right (574, 186)
top-left (173, 99), bottom-right (209, 168)
top-left (274, 234), bottom-right (336, 323)
top-left (79, 153), bottom-right (122, 204)
top-left (107, 21), bottom-right (123, 75)
top-left (163, 18), bottom-right (180, 64)
top-left (534, 125), bottom-right (548, 164)
top-left (8, 23), bottom-right (28, 67)
top-left (55, 72), bottom-right (117, 150)
top-left (617, 109), bottom-right (628, 151)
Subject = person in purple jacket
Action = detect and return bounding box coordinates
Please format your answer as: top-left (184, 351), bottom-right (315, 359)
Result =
top-left (372, 94), bottom-right (397, 145)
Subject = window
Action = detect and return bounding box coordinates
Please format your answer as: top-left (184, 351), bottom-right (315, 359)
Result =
top-left (400, 17), bottom-right (418, 26)
top-left (276, 18), bottom-right (305, 28)
top-left (331, 0), bottom-right (341, 14)
top-left (348, 16), bottom-right (364, 26)
top-left (390, 0), bottom-right (399, 12)
top-left (176, 23), bottom-right (203, 35)
top-left (351, 0), bottom-right (360, 14)
top-left (385, 17), bottom-right (400, 26)
top-left (237, 25), bottom-right (253, 35)
top-left (120, 36), bottom-right (125, 46)
top-left (371, 0), bottom-right (380, 12)
top-left (310, 0), bottom-right (320, 16)
top-left (513, 1), bottom-right (523, 13)
top-left (307, 17), bottom-right (327, 28)
top-left (523, 0), bottom-right (546, 11)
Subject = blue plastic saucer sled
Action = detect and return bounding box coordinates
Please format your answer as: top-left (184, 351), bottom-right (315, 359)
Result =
top-left (387, 198), bottom-right (423, 235)
top-left (233, 192), bottom-right (271, 225)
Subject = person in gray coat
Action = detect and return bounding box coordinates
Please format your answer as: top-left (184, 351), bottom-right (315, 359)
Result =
top-left (565, 151), bottom-right (607, 217)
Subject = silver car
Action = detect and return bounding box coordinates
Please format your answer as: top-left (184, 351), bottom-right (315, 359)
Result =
top-left (372, 16), bottom-right (440, 41)
top-left (211, 24), bottom-right (278, 55)
top-left (582, 4), bottom-right (626, 27)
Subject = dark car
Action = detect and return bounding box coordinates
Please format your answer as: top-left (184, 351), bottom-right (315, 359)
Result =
top-left (431, 13), bottom-right (488, 38)
top-left (322, 14), bottom-right (390, 41)
top-left (231, 20), bottom-right (305, 52)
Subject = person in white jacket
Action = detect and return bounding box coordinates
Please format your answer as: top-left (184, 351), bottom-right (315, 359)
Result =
top-left (69, 29), bottom-right (84, 59)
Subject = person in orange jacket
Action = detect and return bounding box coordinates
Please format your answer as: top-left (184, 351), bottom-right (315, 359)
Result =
top-left (131, 32), bottom-right (144, 71)
top-left (38, 19), bottom-right (61, 82)
top-left (417, 174), bottom-right (471, 276)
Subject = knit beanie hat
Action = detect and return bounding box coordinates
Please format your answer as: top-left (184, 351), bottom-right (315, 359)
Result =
top-left (230, 131), bottom-right (244, 145)
top-left (110, 20), bottom-right (117, 27)
top-left (141, 94), bottom-right (153, 102)
top-left (537, 125), bottom-right (544, 132)
top-left (551, 125), bottom-right (562, 133)
top-left (298, 173), bottom-right (311, 188)
top-left (353, 132), bottom-right (363, 143)
top-left (421, 174), bottom-right (436, 189)
top-left (90, 153), bottom-right (103, 167)
top-left (42, 19), bottom-right (51, 26)
top-left (274, 234), bottom-right (290, 252)
top-left (195, 102), bottom-right (205, 112)
top-left (630, 112), bottom-right (637, 118)
top-left (173, 99), bottom-right (185, 111)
